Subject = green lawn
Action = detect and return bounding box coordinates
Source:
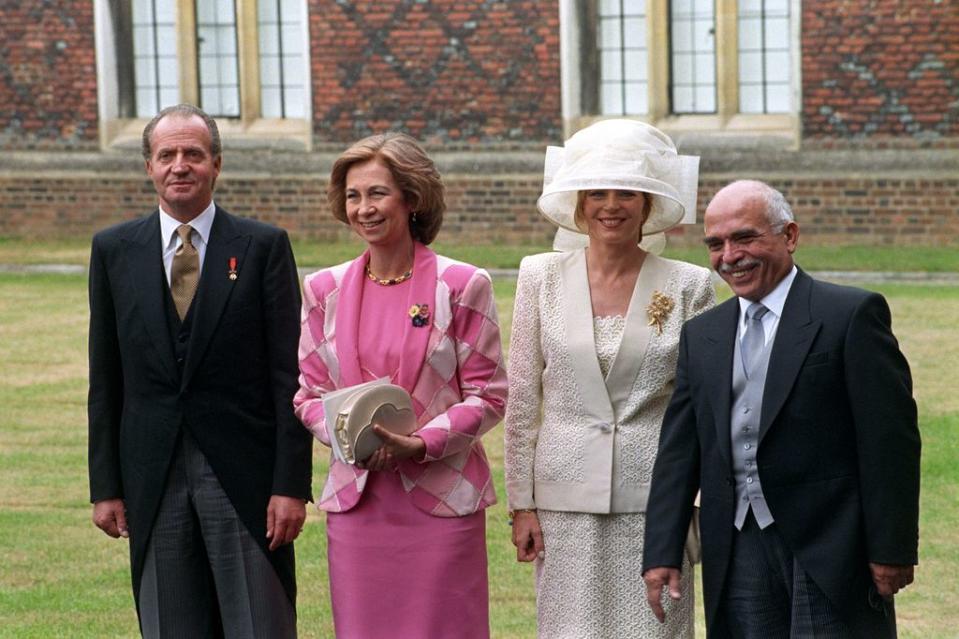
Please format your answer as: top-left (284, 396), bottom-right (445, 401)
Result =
top-left (2, 236), bottom-right (959, 272)
top-left (0, 269), bottom-right (956, 637)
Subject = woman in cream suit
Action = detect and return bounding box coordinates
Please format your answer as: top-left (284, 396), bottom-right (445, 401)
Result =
top-left (505, 119), bottom-right (715, 638)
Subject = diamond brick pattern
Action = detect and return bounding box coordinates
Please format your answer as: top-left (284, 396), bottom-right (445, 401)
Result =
top-left (803, 0), bottom-right (959, 139)
top-left (0, 0), bottom-right (98, 149)
top-left (309, 0), bottom-right (561, 144)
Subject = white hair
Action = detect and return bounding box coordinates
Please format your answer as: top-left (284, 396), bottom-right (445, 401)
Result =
top-left (726, 179), bottom-right (794, 227)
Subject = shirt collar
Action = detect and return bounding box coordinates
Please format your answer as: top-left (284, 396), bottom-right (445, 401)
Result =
top-left (738, 264), bottom-right (798, 320)
top-left (159, 201), bottom-right (217, 248)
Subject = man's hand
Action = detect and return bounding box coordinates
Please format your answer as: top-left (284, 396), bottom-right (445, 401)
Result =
top-left (360, 426), bottom-right (427, 472)
top-left (644, 566), bottom-right (682, 623)
top-left (266, 495), bottom-right (306, 551)
top-left (511, 510), bottom-right (545, 562)
top-left (869, 562), bottom-right (915, 597)
top-left (92, 499), bottom-right (129, 539)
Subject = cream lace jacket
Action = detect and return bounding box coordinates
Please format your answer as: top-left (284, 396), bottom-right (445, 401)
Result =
top-left (504, 250), bottom-right (715, 514)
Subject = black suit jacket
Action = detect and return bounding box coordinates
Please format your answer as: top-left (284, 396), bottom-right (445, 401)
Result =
top-left (643, 268), bottom-right (920, 638)
top-left (88, 206), bottom-right (313, 605)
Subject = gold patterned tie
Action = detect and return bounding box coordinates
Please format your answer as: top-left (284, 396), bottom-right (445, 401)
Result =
top-left (170, 224), bottom-right (199, 320)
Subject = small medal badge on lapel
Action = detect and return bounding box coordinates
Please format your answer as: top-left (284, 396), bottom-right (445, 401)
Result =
top-left (409, 303), bottom-right (430, 328)
top-left (228, 256), bottom-right (238, 281)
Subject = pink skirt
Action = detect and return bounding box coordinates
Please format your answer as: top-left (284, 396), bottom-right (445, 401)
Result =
top-left (326, 469), bottom-right (489, 638)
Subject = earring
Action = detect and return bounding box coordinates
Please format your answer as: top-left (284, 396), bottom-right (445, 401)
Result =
top-left (411, 211), bottom-right (418, 224)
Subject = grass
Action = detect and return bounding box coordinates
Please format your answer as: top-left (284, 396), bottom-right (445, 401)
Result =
top-left (2, 236), bottom-right (958, 272)
top-left (0, 265), bottom-right (957, 637)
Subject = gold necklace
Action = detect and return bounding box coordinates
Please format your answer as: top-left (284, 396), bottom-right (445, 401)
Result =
top-left (365, 263), bottom-right (413, 286)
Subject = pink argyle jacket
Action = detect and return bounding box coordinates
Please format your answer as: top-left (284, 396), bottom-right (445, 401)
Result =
top-left (294, 242), bottom-right (507, 516)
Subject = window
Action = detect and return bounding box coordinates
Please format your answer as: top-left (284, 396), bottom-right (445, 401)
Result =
top-left (670, 0), bottom-right (716, 113)
top-left (196, 0), bottom-right (241, 117)
top-left (257, 0), bottom-right (307, 118)
top-left (131, 0), bottom-right (179, 117)
top-left (737, 0), bottom-right (791, 114)
top-left (95, 0), bottom-right (311, 147)
top-left (598, 0), bottom-right (648, 115)
top-left (562, 0), bottom-right (798, 134)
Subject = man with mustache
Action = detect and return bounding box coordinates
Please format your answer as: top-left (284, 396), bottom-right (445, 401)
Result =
top-left (88, 104), bottom-right (312, 636)
top-left (641, 180), bottom-right (920, 638)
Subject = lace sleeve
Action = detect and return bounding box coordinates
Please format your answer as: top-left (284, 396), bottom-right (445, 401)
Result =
top-left (684, 266), bottom-right (716, 321)
top-left (504, 256), bottom-right (547, 510)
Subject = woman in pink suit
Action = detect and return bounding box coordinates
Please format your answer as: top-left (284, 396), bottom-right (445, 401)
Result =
top-left (294, 132), bottom-right (507, 638)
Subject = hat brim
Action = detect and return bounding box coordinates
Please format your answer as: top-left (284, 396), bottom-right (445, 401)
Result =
top-left (538, 179), bottom-right (689, 236)
top-left (536, 136), bottom-right (700, 239)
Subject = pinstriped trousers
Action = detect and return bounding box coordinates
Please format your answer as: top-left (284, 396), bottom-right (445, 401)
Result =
top-left (722, 513), bottom-right (858, 639)
top-left (138, 432), bottom-right (296, 639)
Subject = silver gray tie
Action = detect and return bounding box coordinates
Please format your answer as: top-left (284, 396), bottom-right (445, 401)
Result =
top-left (741, 302), bottom-right (769, 378)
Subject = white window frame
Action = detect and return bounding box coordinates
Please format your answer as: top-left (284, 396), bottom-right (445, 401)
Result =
top-left (94, 0), bottom-right (312, 150)
top-left (560, 0), bottom-right (802, 142)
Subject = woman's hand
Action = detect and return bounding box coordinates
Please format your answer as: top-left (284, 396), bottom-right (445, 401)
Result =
top-left (360, 424), bottom-right (427, 471)
top-left (511, 510), bottom-right (545, 562)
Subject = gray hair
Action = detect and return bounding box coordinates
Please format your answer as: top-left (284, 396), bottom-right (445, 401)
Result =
top-left (728, 179), bottom-right (794, 227)
top-left (141, 104), bottom-right (222, 160)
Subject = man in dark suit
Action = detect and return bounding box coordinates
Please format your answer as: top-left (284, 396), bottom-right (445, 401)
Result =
top-left (642, 180), bottom-right (920, 638)
top-left (88, 104), bottom-right (313, 637)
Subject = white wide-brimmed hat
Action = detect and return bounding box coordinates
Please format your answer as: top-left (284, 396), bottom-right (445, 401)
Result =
top-left (538, 119), bottom-right (700, 251)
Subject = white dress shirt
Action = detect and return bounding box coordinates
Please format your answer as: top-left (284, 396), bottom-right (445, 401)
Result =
top-left (737, 265), bottom-right (799, 347)
top-left (159, 202), bottom-right (216, 286)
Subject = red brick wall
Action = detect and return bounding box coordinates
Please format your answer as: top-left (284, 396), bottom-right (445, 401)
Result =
top-left (0, 1), bottom-right (99, 150)
top-left (686, 178), bottom-right (959, 246)
top-left (2, 2), bottom-right (957, 149)
top-left (802, 0), bottom-right (959, 140)
top-left (308, 0), bottom-right (562, 146)
top-left (3, 173), bottom-right (956, 247)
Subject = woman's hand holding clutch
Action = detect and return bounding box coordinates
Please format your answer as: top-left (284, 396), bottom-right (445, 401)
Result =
top-left (359, 424), bottom-right (427, 471)
top-left (511, 510), bottom-right (545, 562)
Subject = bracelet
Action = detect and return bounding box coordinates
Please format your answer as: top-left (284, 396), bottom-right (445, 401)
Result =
top-left (507, 508), bottom-right (536, 526)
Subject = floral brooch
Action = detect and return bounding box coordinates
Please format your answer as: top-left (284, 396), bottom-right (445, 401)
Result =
top-left (409, 303), bottom-right (431, 327)
top-left (646, 290), bottom-right (674, 335)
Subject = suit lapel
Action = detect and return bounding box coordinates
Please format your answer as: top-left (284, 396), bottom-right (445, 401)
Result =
top-left (606, 253), bottom-right (670, 417)
top-left (395, 242), bottom-right (436, 391)
top-left (123, 212), bottom-right (178, 384)
top-left (333, 251), bottom-right (367, 388)
top-left (333, 243), bottom-right (437, 390)
top-left (760, 269), bottom-right (821, 441)
top-left (561, 250), bottom-right (616, 425)
top-left (707, 299), bottom-right (739, 466)
top-left (181, 208), bottom-right (250, 389)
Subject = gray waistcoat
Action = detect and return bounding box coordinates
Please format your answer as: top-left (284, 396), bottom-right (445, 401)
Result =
top-left (730, 333), bottom-right (775, 530)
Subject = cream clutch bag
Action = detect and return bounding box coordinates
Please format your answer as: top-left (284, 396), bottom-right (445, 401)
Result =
top-left (322, 380), bottom-right (416, 464)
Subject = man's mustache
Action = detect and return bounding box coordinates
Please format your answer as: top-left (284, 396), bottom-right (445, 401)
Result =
top-left (718, 258), bottom-right (759, 274)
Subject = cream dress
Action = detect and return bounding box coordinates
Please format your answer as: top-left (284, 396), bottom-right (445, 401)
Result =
top-left (534, 316), bottom-right (694, 639)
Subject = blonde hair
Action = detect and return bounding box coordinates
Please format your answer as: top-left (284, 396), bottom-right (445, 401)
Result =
top-left (328, 133), bottom-right (445, 245)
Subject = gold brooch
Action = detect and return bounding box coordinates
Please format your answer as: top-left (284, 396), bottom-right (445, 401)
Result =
top-left (646, 290), bottom-right (674, 335)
